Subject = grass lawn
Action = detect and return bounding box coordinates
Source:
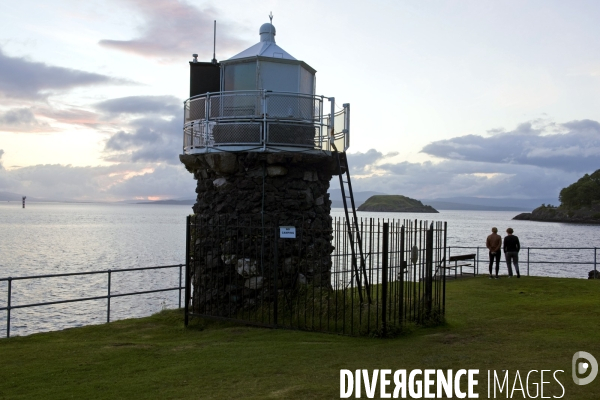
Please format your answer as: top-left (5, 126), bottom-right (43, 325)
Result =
top-left (1, 276), bottom-right (599, 399)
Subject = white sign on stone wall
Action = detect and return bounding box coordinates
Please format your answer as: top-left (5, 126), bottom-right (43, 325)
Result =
top-left (279, 226), bottom-right (296, 239)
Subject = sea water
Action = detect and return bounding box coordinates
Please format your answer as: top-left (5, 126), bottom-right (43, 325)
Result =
top-left (0, 202), bottom-right (597, 337)
top-left (0, 202), bottom-right (190, 337)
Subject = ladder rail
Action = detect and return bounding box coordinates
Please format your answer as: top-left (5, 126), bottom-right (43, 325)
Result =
top-left (336, 152), bottom-right (364, 303)
top-left (342, 154), bottom-right (372, 304)
top-left (334, 150), bottom-right (371, 304)
top-left (340, 152), bottom-right (372, 304)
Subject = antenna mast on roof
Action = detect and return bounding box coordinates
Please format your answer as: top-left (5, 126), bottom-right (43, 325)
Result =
top-left (211, 20), bottom-right (217, 64)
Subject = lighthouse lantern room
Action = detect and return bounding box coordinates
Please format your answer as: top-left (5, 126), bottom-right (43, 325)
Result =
top-left (183, 21), bottom-right (349, 154)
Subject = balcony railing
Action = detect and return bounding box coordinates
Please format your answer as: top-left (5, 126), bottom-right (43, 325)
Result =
top-left (182, 91), bottom-right (349, 154)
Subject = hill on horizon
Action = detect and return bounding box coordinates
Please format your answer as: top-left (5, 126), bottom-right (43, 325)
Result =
top-left (328, 191), bottom-right (555, 211)
top-left (0, 191), bottom-right (43, 202)
top-left (2, 191), bottom-right (557, 212)
top-left (421, 196), bottom-right (558, 211)
top-left (357, 195), bottom-right (438, 213)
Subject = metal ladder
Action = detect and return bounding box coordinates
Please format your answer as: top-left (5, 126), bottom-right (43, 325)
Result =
top-left (334, 151), bottom-right (371, 304)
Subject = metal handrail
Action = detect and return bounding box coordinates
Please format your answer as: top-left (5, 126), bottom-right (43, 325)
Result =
top-left (0, 264), bottom-right (185, 339)
top-left (447, 246), bottom-right (598, 277)
top-left (182, 90), bottom-right (349, 154)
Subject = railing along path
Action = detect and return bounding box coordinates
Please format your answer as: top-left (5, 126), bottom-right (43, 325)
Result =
top-left (448, 246), bottom-right (598, 277)
top-left (0, 264), bottom-right (184, 338)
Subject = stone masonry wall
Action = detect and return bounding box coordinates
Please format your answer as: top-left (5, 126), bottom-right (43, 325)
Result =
top-left (180, 152), bottom-right (339, 317)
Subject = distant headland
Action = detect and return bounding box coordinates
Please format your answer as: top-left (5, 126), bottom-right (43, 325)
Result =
top-left (357, 195), bottom-right (438, 213)
top-left (513, 169), bottom-right (600, 224)
top-left (513, 204), bottom-right (600, 224)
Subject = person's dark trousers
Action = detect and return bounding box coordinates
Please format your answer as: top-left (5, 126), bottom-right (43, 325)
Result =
top-left (505, 251), bottom-right (520, 277)
top-left (489, 251), bottom-right (500, 276)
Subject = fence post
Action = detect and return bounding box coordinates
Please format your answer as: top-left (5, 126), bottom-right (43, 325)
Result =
top-left (178, 264), bottom-right (182, 309)
top-left (107, 270), bottom-right (112, 323)
top-left (443, 222), bottom-right (447, 316)
top-left (399, 225), bottom-right (405, 325)
top-left (527, 248), bottom-right (530, 276)
top-left (425, 223), bottom-right (434, 318)
top-left (595, 247), bottom-right (597, 279)
top-left (273, 227), bottom-right (278, 326)
top-left (476, 247), bottom-right (480, 275)
top-left (6, 278), bottom-right (11, 338)
top-left (382, 222), bottom-right (389, 337)
top-left (184, 215), bottom-right (191, 326)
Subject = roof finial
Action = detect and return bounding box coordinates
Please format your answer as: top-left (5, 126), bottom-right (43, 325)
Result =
top-left (269, 11), bottom-right (273, 24)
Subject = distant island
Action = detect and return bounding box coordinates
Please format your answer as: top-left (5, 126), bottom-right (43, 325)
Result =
top-left (137, 199), bottom-right (195, 205)
top-left (357, 195), bottom-right (438, 213)
top-left (329, 192), bottom-right (552, 211)
top-left (513, 169), bottom-right (600, 224)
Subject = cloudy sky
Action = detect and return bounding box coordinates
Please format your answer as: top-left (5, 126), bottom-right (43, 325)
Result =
top-left (1, 0), bottom-right (599, 202)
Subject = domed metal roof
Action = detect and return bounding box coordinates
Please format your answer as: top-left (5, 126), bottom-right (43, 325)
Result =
top-left (259, 23), bottom-right (276, 41)
top-left (227, 23), bottom-right (296, 61)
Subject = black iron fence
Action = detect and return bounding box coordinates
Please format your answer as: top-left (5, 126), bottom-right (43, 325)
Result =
top-left (185, 216), bottom-right (448, 336)
top-left (0, 264), bottom-right (184, 338)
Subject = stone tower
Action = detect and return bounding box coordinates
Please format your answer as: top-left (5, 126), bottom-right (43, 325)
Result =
top-left (180, 21), bottom-right (350, 316)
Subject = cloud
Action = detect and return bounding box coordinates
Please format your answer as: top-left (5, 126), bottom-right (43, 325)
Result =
top-left (0, 93), bottom-right (183, 168)
top-left (0, 48), bottom-right (130, 100)
top-left (346, 149), bottom-right (399, 175)
top-left (106, 164), bottom-right (193, 199)
top-left (345, 157), bottom-right (576, 201)
top-left (0, 108), bottom-right (52, 132)
top-left (330, 136), bottom-right (587, 201)
top-left (95, 95), bottom-right (181, 116)
top-left (99, 0), bottom-right (249, 60)
top-left (3, 107), bottom-right (593, 203)
top-left (0, 92), bottom-right (189, 201)
top-left (0, 157), bottom-right (193, 201)
top-left (98, 95), bottom-right (183, 164)
top-left (0, 151), bottom-right (13, 190)
top-left (7, 95), bottom-right (181, 133)
top-left (421, 120), bottom-right (600, 172)
top-left (103, 116), bottom-right (181, 164)
top-left (0, 105), bottom-right (106, 133)
top-left (35, 107), bottom-right (101, 128)
top-left (0, 148), bottom-right (576, 203)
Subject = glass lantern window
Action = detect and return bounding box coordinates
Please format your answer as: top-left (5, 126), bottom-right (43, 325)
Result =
top-left (259, 62), bottom-right (299, 92)
top-left (223, 62), bottom-right (257, 91)
top-left (299, 67), bottom-right (315, 95)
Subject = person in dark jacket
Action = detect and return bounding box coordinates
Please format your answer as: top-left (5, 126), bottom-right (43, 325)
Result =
top-left (486, 227), bottom-right (502, 278)
top-left (503, 228), bottom-right (521, 278)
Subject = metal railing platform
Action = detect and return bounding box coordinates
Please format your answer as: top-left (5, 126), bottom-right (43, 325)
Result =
top-left (182, 91), bottom-right (349, 154)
